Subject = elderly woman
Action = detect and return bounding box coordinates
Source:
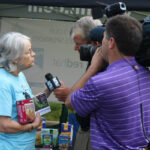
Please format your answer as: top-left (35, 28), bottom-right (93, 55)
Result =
top-left (0, 32), bottom-right (50, 150)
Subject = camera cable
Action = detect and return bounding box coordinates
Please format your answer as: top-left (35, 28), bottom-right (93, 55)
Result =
top-left (122, 56), bottom-right (150, 142)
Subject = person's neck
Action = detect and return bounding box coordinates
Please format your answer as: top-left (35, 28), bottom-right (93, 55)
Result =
top-left (10, 69), bottom-right (20, 77)
top-left (108, 49), bottom-right (132, 65)
top-left (109, 55), bottom-right (133, 65)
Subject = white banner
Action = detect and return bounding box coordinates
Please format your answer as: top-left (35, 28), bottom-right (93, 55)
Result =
top-left (0, 18), bottom-right (87, 102)
top-left (0, 5), bottom-right (91, 21)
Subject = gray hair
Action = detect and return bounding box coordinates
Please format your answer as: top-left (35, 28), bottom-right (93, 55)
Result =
top-left (70, 16), bottom-right (102, 43)
top-left (0, 32), bottom-right (31, 72)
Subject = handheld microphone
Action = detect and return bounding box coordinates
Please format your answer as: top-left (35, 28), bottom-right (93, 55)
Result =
top-left (45, 73), bottom-right (61, 91)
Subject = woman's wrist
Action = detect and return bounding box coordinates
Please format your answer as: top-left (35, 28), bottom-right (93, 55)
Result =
top-left (28, 124), bottom-right (34, 132)
top-left (31, 124), bottom-right (34, 130)
top-left (43, 88), bottom-right (51, 98)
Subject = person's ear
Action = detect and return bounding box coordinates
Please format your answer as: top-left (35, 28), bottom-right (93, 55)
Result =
top-left (96, 41), bottom-right (101, 46)
top-left (12, 59), bottom-right (18, 64)
top-left (108, 37), bottom-right (115, 49)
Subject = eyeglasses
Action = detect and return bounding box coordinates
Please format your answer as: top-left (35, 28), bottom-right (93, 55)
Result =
top-left (24, 48), bottom-right (34, 55)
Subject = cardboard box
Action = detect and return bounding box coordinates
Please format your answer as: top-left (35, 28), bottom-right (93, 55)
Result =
top-left (60, 123), bottom-right (73, 147)
top-left (41, 128), bottom-right (59, 148)
top-left (17, 98), bottom-right (35, 124)
top-left (58, 134), bottom-right (70, 150)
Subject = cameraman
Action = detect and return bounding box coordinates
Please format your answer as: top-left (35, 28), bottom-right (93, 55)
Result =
top-left (54, 16), bottom-right (102, 150)
top-left (64, 14), bottom-right (150, 150)
top-left (79, 26), bottom-right (107, 70)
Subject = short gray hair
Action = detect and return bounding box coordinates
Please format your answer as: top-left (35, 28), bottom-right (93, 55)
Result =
top-left (0, 32), bottom-right (31, 72)
top-left (70, 16), bottom-right (102, 43)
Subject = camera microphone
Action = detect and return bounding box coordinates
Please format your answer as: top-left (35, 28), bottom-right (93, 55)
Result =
top-left (45, 73), bottom-right (61, 91)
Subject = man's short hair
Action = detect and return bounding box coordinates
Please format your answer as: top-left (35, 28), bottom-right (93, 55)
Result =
top-left (70, 16), bottom-right (102, 43)
top-left (106, 15), bottom-right (143, 56)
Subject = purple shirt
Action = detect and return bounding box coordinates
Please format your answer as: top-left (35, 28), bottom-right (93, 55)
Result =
top-left (71, 57), bottom-right (150, 150)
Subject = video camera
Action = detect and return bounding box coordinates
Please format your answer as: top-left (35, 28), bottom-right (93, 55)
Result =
top-left (105, 2), bottom-right (126, 18)
top-left (135, 17), bottom-right (150, 68)
top-left (79, 2), bottom-right (126, 62)
top-left (80, 44), bottom-right (98, 61)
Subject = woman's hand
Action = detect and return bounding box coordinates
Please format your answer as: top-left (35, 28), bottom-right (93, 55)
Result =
top-left (31, 112), bottom-right (42, 129)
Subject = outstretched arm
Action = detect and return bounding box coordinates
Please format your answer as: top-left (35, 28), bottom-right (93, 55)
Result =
top-left (65, 48), bottom-right (105, 109)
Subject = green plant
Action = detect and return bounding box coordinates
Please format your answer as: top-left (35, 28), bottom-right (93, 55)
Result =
top-left (42, 102), bottom-right (76, 121)
top-left (42, 102), bottom-right (62, 121)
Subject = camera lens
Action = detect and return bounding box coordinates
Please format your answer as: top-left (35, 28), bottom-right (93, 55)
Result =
top-left (79, 44), bottom-right (98, 61)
